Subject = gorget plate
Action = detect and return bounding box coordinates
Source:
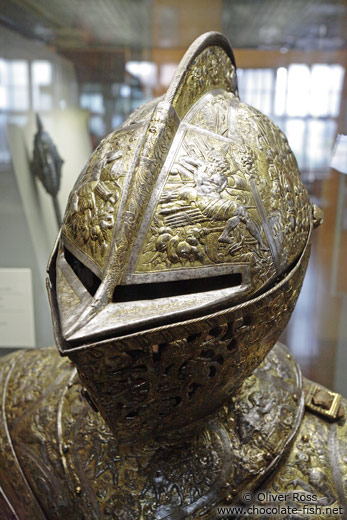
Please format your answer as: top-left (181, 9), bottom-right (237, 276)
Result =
top-left (0, 342), bottom-right (304, 519)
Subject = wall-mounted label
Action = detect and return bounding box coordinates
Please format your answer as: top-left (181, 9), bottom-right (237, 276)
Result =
top-left (0, 268), bottom-right (35, 347)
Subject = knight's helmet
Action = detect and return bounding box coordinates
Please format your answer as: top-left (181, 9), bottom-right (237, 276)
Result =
top-left (47, 32), bottom-right (322, 442)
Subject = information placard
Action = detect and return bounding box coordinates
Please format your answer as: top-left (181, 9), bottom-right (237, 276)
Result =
top-left (0, 268), bottom-right (35, 347)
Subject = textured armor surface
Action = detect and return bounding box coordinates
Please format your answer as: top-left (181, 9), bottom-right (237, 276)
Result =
top-left (46, 31), bottom-right (316, 446)
top-left (0, 344), bottom-right (345, 519)
top-left (1, 32), bottom-right (344, 519)
top-left (50, 32), bottom-right (312, 349)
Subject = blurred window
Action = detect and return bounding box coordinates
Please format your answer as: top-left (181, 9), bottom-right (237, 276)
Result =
top-left (125, 61), bottom-right (157, 91)
top-left (237, 64), bottom-right (345, 179)
top-left (286, 64), bottom-right (310, 117)
top-left (89, 115), bottom-right (106, 137)
top-left (160, 63), bottom-right (177, 88)
top-left (0, 58), bottom-right (61, 167)
top-left (79, 69), bottom-right (149, 142)
top-left (0, 59), bottom-right (30, 166)
top-left (32, 60), bottom-right (53, 111)
top-left (237, 68), bottom-right (275, 116)
top-left (80, 93), bottom-right (104, 114)
top-left (0, 59), bottom-right (29, 111)
top-left (0, 113), bottom-right (10, 163)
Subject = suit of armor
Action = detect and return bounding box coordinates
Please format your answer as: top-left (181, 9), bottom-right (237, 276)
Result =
top-left (0, 32), bottom-right (345, 519)
top-left (0, 344), bottom-right (346, 519)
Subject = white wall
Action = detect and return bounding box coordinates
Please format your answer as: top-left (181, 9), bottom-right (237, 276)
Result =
top-left (0, 25), bottom-right (91, 351)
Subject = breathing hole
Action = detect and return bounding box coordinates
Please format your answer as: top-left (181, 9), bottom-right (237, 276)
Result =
top-left (222, 322), bottom-right (234, 341)
top-left (187, 333), bottom-right (201, 343)
top-left (227, 339), bottom-right (237, 351)
top-left (209, 326), bottom-right (222, 337)
top-left (200, 349), bottom-right (214, 359)
top-left (152, 343), bottom-right (167, 363)
top-left (125, 410), bottom-right (138, 419)
top-left (164, 363), bottom-right (174, 375)
top-left (243, 315), bottom-right (252, 326)
top-left (188, 383), bottom-right (201, 399)
top-left (209, 366), bottom-right (217, 378)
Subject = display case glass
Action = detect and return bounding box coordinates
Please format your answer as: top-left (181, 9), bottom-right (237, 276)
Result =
top-left (0, 0), bottom-right (346, 394)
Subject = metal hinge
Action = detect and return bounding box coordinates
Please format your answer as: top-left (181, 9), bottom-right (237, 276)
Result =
top-left (305, 383), bottom-right (342, 420)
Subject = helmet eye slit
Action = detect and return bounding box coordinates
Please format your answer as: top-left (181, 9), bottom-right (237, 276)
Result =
top-left (63, 246), bottom-right (101, 296)
top-left (112, 273), bottom-right (243, 303)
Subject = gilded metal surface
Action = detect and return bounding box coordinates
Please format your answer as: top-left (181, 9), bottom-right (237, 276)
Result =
top-left (0, 343), bottom-right (308, 520)
top-left (305, 382), bottom-right (342, 419)
top-left (241, 392), bottom-right (347, 520)
top-left (69, 238), bottom-right (310, 442)
top-left (3, 31), bottom-right (337, 519)
top-left (132, 91), bottom-right (310, 288)
top-left (49, 31), bottom-right (313, 347)
top-left (63, 122), bottom-right (145, 275)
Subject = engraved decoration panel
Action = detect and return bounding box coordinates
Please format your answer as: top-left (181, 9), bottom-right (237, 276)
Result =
top-left (239, 398), bottom-right (347, 520)
top-left (131, 89), bottom-right (311, 296)
top-left (171, 45), bottom-right (238, 118)
top-left (72, 241), bottom-right (310, 443)
top-left (62, 123), bottom-right (146, 275)
top-left (0, 343), bottom-right (308, 520)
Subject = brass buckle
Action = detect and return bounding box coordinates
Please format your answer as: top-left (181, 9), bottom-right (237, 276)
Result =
top-left (305, 383), bottom-right (342, 419)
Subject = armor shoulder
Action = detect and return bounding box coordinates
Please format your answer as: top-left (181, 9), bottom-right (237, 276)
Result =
top-left (252, 382), bottom-right (347, 518)
top-left (0, 348), bottom-right (81, 519)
